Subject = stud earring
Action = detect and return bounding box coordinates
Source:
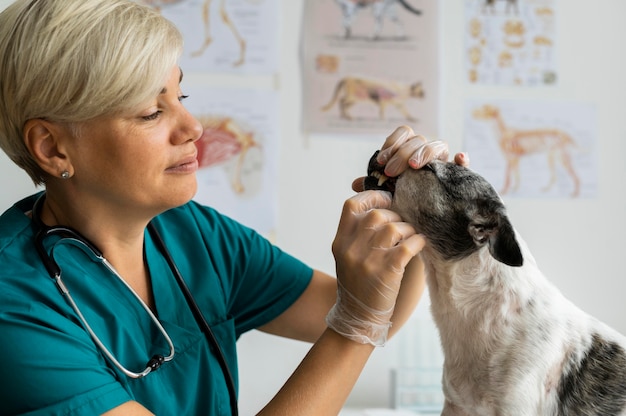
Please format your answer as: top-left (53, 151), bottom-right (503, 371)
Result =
top-left (61, 170), bottom-right (70, 179)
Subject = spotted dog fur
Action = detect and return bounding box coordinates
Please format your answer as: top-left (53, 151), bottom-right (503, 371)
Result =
top-left (364, 151), bottom-right (626, 415)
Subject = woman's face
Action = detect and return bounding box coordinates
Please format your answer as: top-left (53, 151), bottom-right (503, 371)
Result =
top-left (65, 66), bottom-right (203, 216)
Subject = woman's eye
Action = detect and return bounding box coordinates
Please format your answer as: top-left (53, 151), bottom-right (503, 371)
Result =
top-left (142, 110), bottom-right (162, 121)
top-left (140, 95), bottom-right (188, 121)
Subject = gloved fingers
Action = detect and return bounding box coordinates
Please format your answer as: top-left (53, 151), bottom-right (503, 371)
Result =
top-left (379, 136), bottom-right (448, 177)
top-left (351, 176), bottom-right (366, 193)
top-left (333, 203), bottom-right (424, 308)
top-left (454, 151), bottom-right (470, 167)
top-left (333, 192), bottom-right (399, 256)
top-left (333, 219), bottom-right (421, 281)
top-left (341, 190), bottom-right (392, 220)
top-left (387, 233), bottom-right (426, 272)
top-left (376, 125), bottom-right (417, 164)
top-left (407, 140), bottom-right (450, 170)
top-left (358, 230), bottom-right (425, 290)
top-left (364, 219), bottom-right (418, 250)
top-left (382, 139), bottom-right (448, 174)
top-left (378, 134), bottom-right (430, 177)
top-left (335, 191), bottom-right (420, 253)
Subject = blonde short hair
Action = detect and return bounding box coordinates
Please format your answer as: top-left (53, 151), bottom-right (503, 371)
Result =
top-left (0, 0), bottom-right (183, 184)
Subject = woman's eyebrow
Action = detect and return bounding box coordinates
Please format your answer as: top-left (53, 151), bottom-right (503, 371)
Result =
top-left (159, 69), bottom-right (184, 95)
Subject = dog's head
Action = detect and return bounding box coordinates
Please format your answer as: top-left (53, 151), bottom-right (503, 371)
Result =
top-left (364, 151), bottom-right (523, 267)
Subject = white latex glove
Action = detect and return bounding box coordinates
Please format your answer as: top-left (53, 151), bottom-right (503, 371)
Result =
top-left (326, 190), bottom-right (425, 346)
top-left (375, 125), bottom-right (451, 176)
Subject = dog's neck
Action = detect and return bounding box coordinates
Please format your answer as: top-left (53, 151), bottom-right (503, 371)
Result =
top-left (424, 240), bottom-right (541, 332)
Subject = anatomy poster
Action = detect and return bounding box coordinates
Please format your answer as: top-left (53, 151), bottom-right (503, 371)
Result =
top-left (463, 100), bottom-right (597, 199)
top-left (185, 87), bottom-right (279, 235)
top-left (301, 0), bottom-right (440, 137)
top-left (465, 0), bottom-right (557, 86)
top-left (138, 0), bottom-right (279, 74)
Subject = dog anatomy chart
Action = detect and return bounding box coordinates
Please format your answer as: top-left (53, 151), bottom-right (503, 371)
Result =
top-left (464, 100), bottom-right (597, 199)
top-left (138, 0), bottom-right (279, 74)
top-left (185, 87), bottom-right (279, 235)
top-left (465, 0), bottom-right (557, 86)
top-left (301, 0), bottom-right (440, 137)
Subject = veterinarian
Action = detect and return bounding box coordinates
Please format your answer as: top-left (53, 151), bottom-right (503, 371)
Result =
top-left (0, 0), bottom-right (466, 414)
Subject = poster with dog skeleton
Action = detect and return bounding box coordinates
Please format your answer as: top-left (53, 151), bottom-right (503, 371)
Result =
top-left (463, 100), bottom-right (597, 199)
top-left (465, 0), bottom-right (557, 86)
top-left (301, 0), bottom-right (440, 137)
top-left (138, 0), bottom-right (279, 74)
top-left (184, 87), bottom-right (279, 236)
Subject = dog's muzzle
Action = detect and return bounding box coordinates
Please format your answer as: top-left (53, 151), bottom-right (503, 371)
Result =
top-left (363, 150), bottom-right (397, 194)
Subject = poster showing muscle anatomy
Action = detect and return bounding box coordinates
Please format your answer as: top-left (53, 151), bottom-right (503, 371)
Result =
top-left (463, 100), bottom-right (597, 199)
top-left (185, 87), bottom-right (279, 235)
top-left (465, 0), bottom-right (557, 86)
top-left (301, 0), bottom-right (440, 137)
top-left (138, 0), bottom-right (279, 74)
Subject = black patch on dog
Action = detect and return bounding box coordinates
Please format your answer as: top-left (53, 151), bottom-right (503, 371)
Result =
top-left (557, 334), bottom-right (626, 415)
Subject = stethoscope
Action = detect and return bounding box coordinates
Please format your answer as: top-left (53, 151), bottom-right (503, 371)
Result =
top-left (32, 194), bottom-right (238, 415)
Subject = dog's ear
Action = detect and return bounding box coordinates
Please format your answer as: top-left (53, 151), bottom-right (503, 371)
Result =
top-left (468, 216), bottom-right (524, 267)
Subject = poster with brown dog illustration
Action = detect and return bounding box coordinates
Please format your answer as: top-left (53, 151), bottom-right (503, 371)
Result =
top-left (464, 100), bottom-right (597, 198)
top-left (301, 0), bottom-right (440, 136)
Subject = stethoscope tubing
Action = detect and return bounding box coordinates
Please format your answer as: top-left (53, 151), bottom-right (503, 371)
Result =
top-left (32, 197), bottom-right (175, 378)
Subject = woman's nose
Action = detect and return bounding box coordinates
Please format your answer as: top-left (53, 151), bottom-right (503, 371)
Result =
top-left (174, 106), bottom-right (203, 144)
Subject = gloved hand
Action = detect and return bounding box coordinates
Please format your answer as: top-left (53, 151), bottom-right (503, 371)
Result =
top-left (352, 126), bottom-right (469, 192)
top-left (326, 190), bottom-right (425, 346)
top-left (376, 128), bottom-right (448, 175)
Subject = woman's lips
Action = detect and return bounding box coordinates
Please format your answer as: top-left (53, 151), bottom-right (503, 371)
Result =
top-left (166, 155), bottom-right (199, 173)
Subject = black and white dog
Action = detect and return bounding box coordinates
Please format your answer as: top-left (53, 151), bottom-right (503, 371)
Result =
top-left (364, 151), bottom-right (626, 415)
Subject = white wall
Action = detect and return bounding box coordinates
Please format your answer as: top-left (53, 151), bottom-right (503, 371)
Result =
top-left (238, 1), bottom-right (626, 412)
top-left (2, 0), bottom-right (625, 413)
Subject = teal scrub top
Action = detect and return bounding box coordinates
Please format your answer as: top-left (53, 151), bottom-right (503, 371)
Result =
top-left (0, 194), bottom-right (313, 415)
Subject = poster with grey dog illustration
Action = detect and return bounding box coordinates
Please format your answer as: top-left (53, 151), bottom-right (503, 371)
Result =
top-left (301, 0), bottom-right (440, 137)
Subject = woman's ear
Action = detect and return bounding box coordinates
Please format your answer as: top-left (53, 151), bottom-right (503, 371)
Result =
top-left (23, 119), bottom-right (72, 179)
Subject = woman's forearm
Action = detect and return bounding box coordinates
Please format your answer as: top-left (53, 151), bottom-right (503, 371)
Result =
top-left (257, 329), bottom-right (374, 416)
